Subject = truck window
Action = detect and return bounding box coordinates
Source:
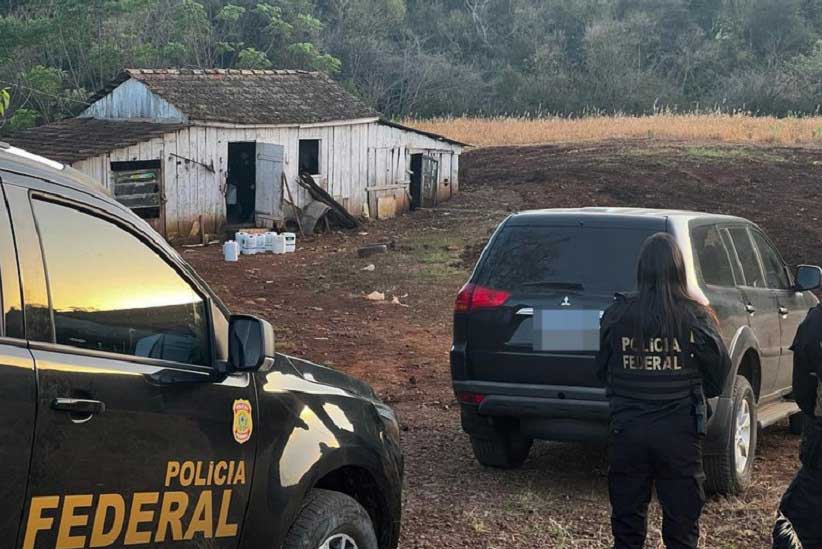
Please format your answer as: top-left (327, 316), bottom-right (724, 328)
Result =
top-left (32, 199), bottom-right (210, 366)
top-left (692, 225), bottom-right (736, 287)
top-left (751, 230), bottom-right (790, 289)
top-left (477, 225), bottom-right (657, 294)
top-left (728, 227), bottom-right (765, 288)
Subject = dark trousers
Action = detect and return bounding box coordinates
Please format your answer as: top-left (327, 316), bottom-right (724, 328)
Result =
top-left (773, 467), bottom-right (822, 549)
top-left (609, 415), bottom-right (705, 549)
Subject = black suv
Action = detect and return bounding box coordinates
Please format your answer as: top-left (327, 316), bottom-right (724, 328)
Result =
top-left (0, 143), bottom-right (402, 549)
top-left (452, 208), bottom-right (821, 494)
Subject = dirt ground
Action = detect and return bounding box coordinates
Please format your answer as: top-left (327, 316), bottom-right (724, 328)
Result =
top-left (184, 139), bottom-right (822, 548)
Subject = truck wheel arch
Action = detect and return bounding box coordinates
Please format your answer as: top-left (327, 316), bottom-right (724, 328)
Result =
top-left (258, 428), bottom-right (400, 549)
top-left (280, 445), bottom-right (400, 549)
top-left (314, 465), bottom-right (396, 548)
top-left (727, 326), bottom-right (761, 400)
top-left (736, 349), bottom-right (762, 401)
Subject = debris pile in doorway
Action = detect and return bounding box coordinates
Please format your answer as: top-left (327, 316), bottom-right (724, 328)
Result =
top-left (296, 173), bottom-right (360, 230)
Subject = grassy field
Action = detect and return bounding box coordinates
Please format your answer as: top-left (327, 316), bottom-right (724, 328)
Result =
top-left (405, 114), bottom-right (822, 147)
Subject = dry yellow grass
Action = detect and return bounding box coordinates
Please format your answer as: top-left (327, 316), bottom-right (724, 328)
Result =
top-left (404, 114), bottom-right (822, 148)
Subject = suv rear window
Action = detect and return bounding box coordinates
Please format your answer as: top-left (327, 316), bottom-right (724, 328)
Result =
top-left (477, 225), bottom-right (658, 293)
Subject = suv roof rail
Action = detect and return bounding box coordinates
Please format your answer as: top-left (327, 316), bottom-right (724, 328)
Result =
top-left (1, 144), bottom-right (65, 171)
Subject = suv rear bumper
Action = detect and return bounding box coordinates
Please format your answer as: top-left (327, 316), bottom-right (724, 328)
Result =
top-left (454, 380), bottom-right (610, 441)
top-left (455, 380), bottom-right (734, 450)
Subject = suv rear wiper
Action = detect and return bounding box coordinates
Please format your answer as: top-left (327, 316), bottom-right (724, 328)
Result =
top-left (520, 281), bottom-right (585, 291)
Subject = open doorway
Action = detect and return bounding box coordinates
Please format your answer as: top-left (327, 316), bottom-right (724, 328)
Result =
top-left (226, 142), bottom-right (256, 224)
top-left (410, 154), bottom-right (439, 210)
top-left (410, 154), bottom-right (423, 210)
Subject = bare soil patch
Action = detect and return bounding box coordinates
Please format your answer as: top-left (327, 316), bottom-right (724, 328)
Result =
top-left (185, 139), bottom-right (820, 548)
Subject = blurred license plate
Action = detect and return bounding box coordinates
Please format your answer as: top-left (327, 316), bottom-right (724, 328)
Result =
top-left (534, 309), bottom-right (602, 352)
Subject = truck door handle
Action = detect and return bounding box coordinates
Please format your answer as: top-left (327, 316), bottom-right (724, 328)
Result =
top-left (745, 304), bottom-right (756, 314)
top-left (778, 306), bottom-right (789, 316)
top-left (51, 398), bottom-right (106, 416)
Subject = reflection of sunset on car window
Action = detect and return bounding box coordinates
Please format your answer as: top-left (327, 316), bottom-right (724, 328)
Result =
top-left (33, 199), bottom-right (209, 365)
top-left (34, 199), bottom-right (201, 313)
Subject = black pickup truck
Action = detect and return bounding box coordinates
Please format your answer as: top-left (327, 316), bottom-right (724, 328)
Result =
top-left (452, 208), bottom-right (820, 494)
top-left (0, 143), bottom-right (402, 549)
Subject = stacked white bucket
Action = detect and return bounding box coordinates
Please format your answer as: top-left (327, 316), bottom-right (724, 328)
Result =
top-left (224, 231), bottom-right (297, 261)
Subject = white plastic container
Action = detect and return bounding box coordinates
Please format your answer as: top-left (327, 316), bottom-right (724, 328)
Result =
top-left (264, 231), bottom-right (279, 253)
top-left (235, 231), bottom-right (250, 251)
top-left (254, 233), bottom-right (268, 254)
top-left (283, 232), bottom-right (296, 253)
top-left (223, 240), bottom-right (240, 262)
top-left (237, 232), bottom-right (255, 255)
top-left (270, 234), bottom-right (286, 254)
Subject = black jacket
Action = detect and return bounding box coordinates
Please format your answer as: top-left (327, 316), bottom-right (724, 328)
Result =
top-left (790, 305), bottom-right (822, 418)
top-left (596, 294), bottom-right (732, 401)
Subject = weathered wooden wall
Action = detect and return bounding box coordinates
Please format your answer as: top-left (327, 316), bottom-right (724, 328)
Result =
top-left (80, 79), bottom-right (188, 122)
top-left (71, 120), bottom-right (462, 239)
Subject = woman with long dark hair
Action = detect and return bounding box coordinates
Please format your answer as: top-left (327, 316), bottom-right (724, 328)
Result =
top-left (596, 232), bottom-right (731, 549)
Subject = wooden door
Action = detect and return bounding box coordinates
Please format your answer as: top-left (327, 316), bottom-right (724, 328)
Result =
top-left (255, 143), bottom-right (284, 228)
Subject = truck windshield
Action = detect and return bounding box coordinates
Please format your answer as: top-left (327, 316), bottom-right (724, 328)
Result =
top-left (477, 225), bottom-right (659, 294)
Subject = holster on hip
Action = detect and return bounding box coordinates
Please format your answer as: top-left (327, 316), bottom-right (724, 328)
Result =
top-left (691, 387), bottom-right (707, 436)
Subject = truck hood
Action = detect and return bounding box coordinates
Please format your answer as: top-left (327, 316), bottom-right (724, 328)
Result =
top-left (275, 353), bottom-right (379, 402)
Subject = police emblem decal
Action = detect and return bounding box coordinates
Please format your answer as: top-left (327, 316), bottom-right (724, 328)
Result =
top-left (560, 296), bottom-right (571, 307)
top-left (232, 399), bottom-right (253, 444)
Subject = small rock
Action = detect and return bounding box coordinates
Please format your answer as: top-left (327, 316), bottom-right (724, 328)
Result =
top-left (365, 291), bottom-right (385, 301)
top-left (358, 244), bottom-right (388, 257)
top-left (362, 264), bottom-right (376, 272)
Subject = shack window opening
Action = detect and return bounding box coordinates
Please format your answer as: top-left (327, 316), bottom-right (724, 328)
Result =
top-left (111, 160), bottom-right (162, 220)
top-left (299, 139), bottom-right (320, 175)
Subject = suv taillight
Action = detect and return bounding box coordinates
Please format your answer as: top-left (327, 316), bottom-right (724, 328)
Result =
top-left (456, 391), bottom-right (486, 405)
top-left (454, 283), bottom-right (510, 312)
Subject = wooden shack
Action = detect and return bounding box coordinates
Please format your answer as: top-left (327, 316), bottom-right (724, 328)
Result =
top-left (7, 69), bottom-right (465, 239)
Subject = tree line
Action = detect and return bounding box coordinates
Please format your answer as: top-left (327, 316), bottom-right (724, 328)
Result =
top-left (2, 0), bottom-right (822, 134)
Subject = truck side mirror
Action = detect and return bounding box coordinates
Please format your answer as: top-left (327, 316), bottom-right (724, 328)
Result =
top-left (795, 265), bottom-right (822, 292)
top-left (228, 315), bottom-right (275, 371)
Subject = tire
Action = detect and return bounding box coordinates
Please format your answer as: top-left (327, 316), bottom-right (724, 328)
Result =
top-left (789, 412), bottom-right (805, 435)
top-left (470, 431), bottom-right (532, 469)
top-left (283, 489), bottom-right (379, 549)
top-left (705, 375), bottom-right (757, 495)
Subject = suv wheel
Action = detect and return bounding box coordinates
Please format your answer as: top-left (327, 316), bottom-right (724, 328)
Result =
top-left (470, 430), bottom-right (532, 469)
top-left (705, 375), bottom-right (757, 495)
top-left (283, 489), bottom-right (378, 549)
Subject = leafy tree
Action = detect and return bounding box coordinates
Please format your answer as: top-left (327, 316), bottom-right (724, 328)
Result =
top-left (6, 0), bottom-right (822, 126)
